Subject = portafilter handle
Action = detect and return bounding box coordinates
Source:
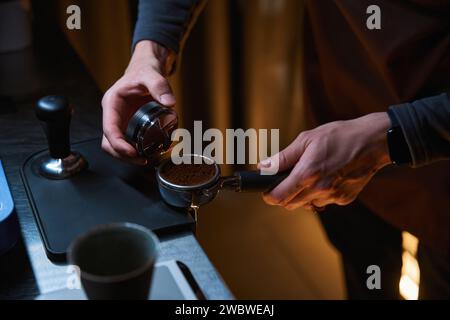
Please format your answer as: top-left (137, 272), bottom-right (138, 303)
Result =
top-left (222, 170), bottom-right (291, 193)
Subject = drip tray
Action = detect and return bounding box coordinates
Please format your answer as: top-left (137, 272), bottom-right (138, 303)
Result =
top-left (36, 260), bottom-right (205, 300)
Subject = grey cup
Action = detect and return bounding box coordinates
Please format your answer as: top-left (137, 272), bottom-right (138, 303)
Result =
top-left (68, 223), bottom-right (159, 300)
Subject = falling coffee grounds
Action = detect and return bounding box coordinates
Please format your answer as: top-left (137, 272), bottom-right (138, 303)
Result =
top-left (160, 161), bottom-right (216, 186)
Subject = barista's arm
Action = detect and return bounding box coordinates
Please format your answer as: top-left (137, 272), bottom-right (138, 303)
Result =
top-left (389, 92), bottom-right (450, 167)
top-left (133, 0), bottom-right (207, 72)
top-left (101, 0), bottom-right (206, 163)
top-left (261, 93), bottom-right (450, 211)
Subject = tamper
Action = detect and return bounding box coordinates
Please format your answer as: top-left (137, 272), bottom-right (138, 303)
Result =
top-left (35, 95), bottom-right (87, 179)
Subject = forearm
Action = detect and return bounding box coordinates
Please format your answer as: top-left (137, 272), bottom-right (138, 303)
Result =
top-left (389, 93), bottom-right (450, 167)
top-left (133, 0), bottom-right (206, 54)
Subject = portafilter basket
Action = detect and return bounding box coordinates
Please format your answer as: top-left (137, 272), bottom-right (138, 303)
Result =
top-left (156, 154), bottom-right (290, 210)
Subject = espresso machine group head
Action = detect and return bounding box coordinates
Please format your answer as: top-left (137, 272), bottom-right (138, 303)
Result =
top-left (35, 95), bottom-right (87, 179)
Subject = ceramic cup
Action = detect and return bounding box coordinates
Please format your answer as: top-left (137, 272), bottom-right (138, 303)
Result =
top-left (68, 223), bottom-right (159, 300)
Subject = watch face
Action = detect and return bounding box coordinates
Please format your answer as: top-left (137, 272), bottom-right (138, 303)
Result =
top-left (387, 126), bottom-right (412, 165)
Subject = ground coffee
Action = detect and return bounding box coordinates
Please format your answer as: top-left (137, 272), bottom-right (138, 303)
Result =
top-left (160, 160), bottom-right (217, 186)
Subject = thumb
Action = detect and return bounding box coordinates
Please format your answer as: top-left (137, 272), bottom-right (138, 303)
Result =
top-left (142, 73), bottom-right (176, 106)
top-left (259, 133), bottom-right (308, 174)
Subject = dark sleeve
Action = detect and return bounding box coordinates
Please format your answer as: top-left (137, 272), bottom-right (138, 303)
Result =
top-left (132, 0), bottom-right (206, 54)
top-left (389, 93), bottom-right (450, 167)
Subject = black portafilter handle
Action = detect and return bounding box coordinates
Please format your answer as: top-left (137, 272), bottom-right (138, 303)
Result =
top-left (36, 96), bottom-right (72, 159)
top-left (234, 170), bottom-right (291, 192)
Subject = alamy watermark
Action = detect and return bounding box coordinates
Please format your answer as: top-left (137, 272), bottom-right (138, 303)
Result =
top-left (367, 5), bottom-right (382, 30)
top-left (66, 5), bottom-right (81, 30)
top-left (366, 265), bottom-right (381, 290)
top-left (170, 121), bottom-right (281, 174)
top-left (65, 4), bottom-right (381, 33)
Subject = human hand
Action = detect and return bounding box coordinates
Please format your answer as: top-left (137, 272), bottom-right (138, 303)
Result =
top-left (101, 40), bottom-right (176, 165)
top-left (260, 112), bottom-right (392, 211)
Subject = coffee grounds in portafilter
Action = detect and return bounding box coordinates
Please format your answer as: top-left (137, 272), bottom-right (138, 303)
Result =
top-left (160, 161), bottom-right (217, 186)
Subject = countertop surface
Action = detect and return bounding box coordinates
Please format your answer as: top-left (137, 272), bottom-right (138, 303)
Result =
top-left (0, 23), bottom-right (232, 300)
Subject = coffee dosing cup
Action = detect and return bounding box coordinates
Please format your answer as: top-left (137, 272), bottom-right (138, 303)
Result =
top-left (68, 223), bottom-right (159, 300)
top-left (125, 101), bottom-right (178, 165)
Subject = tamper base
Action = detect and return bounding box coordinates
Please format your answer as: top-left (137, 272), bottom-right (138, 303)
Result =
top-left (39, 152), bottom-right (88, 180)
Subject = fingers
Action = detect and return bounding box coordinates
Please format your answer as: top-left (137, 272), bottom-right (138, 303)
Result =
top-left (102, 68), bottom-right (176, 162)
top-left (262, 163), bottom-right (307, 206)
top-left (265, 180), bottom-right (357, 211)
top-left (101, 136), bottom-right (147, 166)
top-left (284, 190), bottom-right (318, 211)
top-left (102, 91), bottom-right (138, 159)
top-left (259, 132), bottom-right (309, 174)
top-left (284, 189), bottom-right (332, 211)
top-left (259, 133), bottom-right (310, 205)
top-left (140, 73), bottom-right (176, 107)
top-left (263, 140), bottom-right (319, 206)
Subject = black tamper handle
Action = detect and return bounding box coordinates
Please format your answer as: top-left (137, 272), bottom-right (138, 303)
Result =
top-left (36, 96), bottom-right (72, 159)
top-left (235, 170), bottom-right (291, 192)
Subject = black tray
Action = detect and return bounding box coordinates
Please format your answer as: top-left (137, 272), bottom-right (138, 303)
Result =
top-left (21, 139), bottom-right (194, 262)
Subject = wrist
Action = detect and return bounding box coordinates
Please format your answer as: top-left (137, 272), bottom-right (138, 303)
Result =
top-left (358, 112), bottom-right (392, 168)
top-left (130, 40), bottom-right (176, 75)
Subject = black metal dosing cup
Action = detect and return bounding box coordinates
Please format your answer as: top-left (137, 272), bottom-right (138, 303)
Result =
top-left (156, 154), bottom-right (290, 209)
top-left (68, 223), bottom-right (159, 300)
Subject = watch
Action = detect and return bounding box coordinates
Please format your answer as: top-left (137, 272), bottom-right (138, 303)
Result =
top-left (386, 109), bottom-right (412, 165)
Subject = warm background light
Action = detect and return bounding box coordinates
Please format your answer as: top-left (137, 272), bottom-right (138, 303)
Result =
top-left (400, 232), bottom-right (420, 300)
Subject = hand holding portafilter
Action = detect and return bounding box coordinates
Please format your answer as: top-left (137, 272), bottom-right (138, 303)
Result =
top-left (35, 96), bottom-right (87, 179)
